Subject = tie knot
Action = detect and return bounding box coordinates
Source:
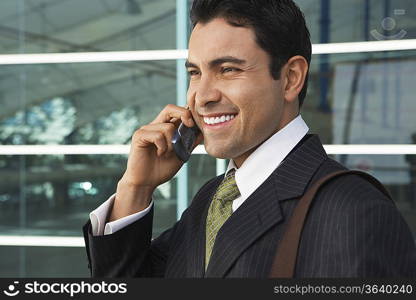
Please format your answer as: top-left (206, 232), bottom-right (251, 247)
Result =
top-left (215, 169), bottom-right (240, 203)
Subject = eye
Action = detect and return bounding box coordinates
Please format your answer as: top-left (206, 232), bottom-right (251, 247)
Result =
top-left (221, 67), bottom-right (239, 73)
top-left (187, 70), bottom-right (200, 77)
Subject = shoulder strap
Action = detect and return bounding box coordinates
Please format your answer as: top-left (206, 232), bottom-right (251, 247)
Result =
top-left (269, 170), bottom-right (392, 278)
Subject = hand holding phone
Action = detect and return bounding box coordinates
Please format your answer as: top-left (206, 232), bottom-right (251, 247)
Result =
top-left (111, 104), bottom-right (200, 221)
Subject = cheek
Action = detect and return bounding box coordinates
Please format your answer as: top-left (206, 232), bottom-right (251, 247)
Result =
top-left (228, 83), bottom-right (274, 118)
top-left (186, 87), bottom-right (196, 104)
top-left (239, 94), bottom-right (282, 137)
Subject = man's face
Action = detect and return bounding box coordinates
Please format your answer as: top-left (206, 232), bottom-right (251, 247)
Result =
top-left (187, 18), bottom-right (287, 167)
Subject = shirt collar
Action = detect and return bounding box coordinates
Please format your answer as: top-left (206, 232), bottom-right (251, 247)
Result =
top-left (226, 114), bottom-right (309, 200)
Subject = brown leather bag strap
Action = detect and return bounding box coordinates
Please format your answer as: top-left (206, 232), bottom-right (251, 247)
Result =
top-left (269, 170), bottom-right (392, 278)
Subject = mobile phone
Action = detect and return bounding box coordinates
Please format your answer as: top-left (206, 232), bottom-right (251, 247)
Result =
top-left (171, 122), bottom-right (200, 162)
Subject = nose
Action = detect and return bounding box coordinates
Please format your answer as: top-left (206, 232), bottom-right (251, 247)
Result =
top-left (193, 76), bottom-right (221, 107)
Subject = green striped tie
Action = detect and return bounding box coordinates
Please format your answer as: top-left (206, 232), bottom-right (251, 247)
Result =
top-left (205, 169), bottom-right (241, 269)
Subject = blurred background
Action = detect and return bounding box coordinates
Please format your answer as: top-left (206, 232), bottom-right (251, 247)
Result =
top-left (0, 0), bottom-right (415, 277)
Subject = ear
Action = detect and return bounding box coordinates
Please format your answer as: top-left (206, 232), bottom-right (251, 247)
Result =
top-left (281, 55), bottom-right (309, 104)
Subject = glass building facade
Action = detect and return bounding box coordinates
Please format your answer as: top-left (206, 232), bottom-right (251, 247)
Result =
top-left (0, 0), bottom-right (415, 277)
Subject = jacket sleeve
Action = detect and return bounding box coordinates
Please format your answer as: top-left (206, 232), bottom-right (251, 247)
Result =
top-left (83, 204), bottom-right (182, 277)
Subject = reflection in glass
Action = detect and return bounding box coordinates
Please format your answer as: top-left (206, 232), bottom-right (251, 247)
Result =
top-left (0, 61), bottom-right (176, 145)
top-left (0, 153), bottom-right (217, 277)
top-left (302, 50), bottom-right (416, 144)
top-left (0, 153), bottom-right (218, 237)
top-left (296, 0), bottom-right (416, 43)
top-left (0, 0), bottom-right (176, 54)
top-left (0, 246), bottom-right (89, 277)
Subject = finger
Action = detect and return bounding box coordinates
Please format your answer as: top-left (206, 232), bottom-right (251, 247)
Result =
top-left (151, 104), bottom-right (195, 127)
top-left (135, 129), bottom-right (168, 157)
top-left (137, 123), bottom-right (176, 155)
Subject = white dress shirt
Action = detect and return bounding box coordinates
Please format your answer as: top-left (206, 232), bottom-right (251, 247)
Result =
top-left (90, 114), bottom-right (309, 236)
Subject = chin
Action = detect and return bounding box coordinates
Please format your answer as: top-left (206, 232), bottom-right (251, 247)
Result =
top-left (204, 143), bottom-right (232, 159)
top-left (205, 148), bottom-right (229, 159)
top-left (204, 142), bottom-right (242, 160)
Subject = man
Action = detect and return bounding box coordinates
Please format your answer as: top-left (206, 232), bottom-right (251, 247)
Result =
top-left (83, 0), bottom-right (416, 277)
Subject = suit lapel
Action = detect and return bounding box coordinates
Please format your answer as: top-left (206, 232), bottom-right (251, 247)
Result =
top-left (205, 134), bottom-right (328, 277)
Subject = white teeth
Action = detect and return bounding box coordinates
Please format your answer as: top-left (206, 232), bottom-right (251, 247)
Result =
top-left (203, 114), bottom-right (236, 125)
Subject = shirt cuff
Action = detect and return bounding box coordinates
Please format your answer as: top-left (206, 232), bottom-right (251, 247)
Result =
top-left (89, 193), bottom-right (154, 236)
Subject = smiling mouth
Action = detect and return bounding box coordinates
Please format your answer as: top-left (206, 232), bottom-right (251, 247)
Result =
top-left (203, 114), bottom-right (237, 125)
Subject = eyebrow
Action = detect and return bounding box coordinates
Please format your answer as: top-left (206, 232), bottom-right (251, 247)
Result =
top-left (185, 56), bottom-right (247, 69)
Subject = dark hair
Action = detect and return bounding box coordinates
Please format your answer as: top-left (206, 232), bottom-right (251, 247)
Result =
top-left (190, 0), bottom-right (311, 107)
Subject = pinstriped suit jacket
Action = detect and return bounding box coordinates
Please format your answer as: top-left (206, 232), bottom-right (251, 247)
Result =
top-left (83, 134), bottom-right (416, 277)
